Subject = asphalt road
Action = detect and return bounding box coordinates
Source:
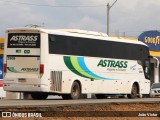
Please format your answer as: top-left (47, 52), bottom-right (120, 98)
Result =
top-left (0, 98), bottom-right (159, 107)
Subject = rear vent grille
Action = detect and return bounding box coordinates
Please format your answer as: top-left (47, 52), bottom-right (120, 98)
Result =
top-left (50, 71), bottom-right (62, 92)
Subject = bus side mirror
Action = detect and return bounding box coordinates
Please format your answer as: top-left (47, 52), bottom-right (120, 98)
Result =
top-left (144, 60), bottom-right (150, 79)
top-left (145, 60), bottom-right (149, 68)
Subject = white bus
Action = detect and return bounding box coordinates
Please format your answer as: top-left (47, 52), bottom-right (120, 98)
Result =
top-left (3, 28), bottom-right (151, 99)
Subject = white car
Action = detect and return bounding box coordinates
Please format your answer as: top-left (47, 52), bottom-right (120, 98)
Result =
top-left (150, 83), bottom-right (160, 97)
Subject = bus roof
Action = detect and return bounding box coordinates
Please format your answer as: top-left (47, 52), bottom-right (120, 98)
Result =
top-left (6, 27), bottom-right (148, 47)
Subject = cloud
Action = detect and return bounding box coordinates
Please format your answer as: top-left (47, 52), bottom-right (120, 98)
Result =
top-left (108, 0), bottom-right (160, 37)
top-left (0, 1), bottom-right (55, 30)
top-left (68, 16), bottom-right (106, 32)
top-left (0, 0), bottom-right (160, 37)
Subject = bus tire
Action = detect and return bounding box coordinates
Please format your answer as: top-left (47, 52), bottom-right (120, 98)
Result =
top-left (95, 94), bottom-right (105, 99)
top-left (31, 93), bottom-right (48, 100)
top-left (62, 81), bottom-right (81, 100)
top-left (70, 81), bottom-right (81, 99)
top-left (127, 83), bottom-right (139, 99)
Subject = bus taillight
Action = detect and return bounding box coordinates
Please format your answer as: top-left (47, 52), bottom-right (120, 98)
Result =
top-left (40, 64), bottom-right (44, 74)
top-left (4, 64), bottom-right (7, 73)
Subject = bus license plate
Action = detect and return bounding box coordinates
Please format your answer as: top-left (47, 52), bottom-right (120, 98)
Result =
top-left (18, 78), bottom-right (26, 82)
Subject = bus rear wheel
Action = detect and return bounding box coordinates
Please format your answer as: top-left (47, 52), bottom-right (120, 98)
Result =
top-left (127, 83), bottom-right (139, 99)
top-left (31, 93), bottom-right (48, 100)
top-left (70, 81), bottom-right (81, 99)
top-left (62, 81), bottom-right (81, 100)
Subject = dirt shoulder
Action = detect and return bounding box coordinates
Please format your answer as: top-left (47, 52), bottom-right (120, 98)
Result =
top-left (0, 102), bottom-right (160, 120)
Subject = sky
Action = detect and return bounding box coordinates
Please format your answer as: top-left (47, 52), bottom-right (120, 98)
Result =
top-left (0, 0), bottom-right (160, 38)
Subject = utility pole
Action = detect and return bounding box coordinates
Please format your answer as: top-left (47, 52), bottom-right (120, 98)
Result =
top-left (107, 0), bottom-right (117, 36)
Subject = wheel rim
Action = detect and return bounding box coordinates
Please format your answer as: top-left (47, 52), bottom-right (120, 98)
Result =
top-left (132, 85), bottom-right (137, 96)
top-left (72, 85), bottom-right (78, 96)
top-left (71, 82), bottom-right (81, 99)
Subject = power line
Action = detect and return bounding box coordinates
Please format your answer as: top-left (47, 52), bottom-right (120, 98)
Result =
top-left (0, 0), bottom-right (105, 7)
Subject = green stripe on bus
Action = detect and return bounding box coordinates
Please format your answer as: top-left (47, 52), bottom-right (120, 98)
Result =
top-left (70, 56), bottom-right (95, 79)
top-left (7, 67), bottom-right (19, 73)
top-left (63, 56), bottom-right (90, 79)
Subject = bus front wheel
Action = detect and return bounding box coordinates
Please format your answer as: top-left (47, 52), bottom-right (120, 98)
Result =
top-left (127, 83), bottom-right (139, 99)
top-left (31, 93), bottom-right (48, 100)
